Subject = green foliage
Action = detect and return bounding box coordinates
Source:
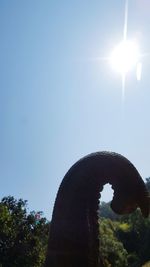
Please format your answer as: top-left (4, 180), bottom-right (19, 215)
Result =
top-left (1, 179), bottom-right (150, 267)
top-left (99, 179), bottom-right (150, 267)
top-left (99, 219), bottom-right (128, 267)
top-left (0, 196), bottom-right (49, 267)
top-left (99, 201), bottom-right (121, 221)
top-left (116, 210), bottom-right (150, 267)
top-left (99, 211), bottom-right (150, 267)
top-left (118, 222), bottom-right (131, 232)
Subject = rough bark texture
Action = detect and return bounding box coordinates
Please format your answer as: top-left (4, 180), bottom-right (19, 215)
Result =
top-left (44, 151), bottom-right (149, 267)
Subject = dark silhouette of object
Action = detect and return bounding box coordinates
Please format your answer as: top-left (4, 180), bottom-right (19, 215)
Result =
top-left (44, 152), bottom-right (149, 267)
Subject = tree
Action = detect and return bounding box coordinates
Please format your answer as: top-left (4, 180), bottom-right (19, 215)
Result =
top-left (117, 210), bottom-right (150, 267)
top-left (146, 178), bottom-right (150, 192)
top-left (99, 201), bottom-right (121, 221)
top-left (99, 178), bottom-right (150, 267)
top-left (99, 218), bottom-right (128, 267)
top-left (0, 196), bottom-right (49, 267)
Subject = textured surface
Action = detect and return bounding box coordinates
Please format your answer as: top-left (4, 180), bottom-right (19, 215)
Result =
top-left (44, 151), bottom-right (149, 267)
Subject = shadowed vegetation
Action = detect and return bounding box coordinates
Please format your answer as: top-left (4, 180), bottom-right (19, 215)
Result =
top-left (0, 196), bottom-right (49, 267)
top-left (0, 178), bottom-right (150, 266)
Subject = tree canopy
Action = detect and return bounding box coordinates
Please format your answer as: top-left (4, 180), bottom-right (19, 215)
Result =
top-left (0, 178), bottom-right (150, 266)
top-left (99, 178), bottom-right (150, 267)
top-left (0, 196), bottom-right (49, 267)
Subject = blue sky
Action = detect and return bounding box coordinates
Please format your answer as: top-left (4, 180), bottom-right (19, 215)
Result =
top-left (1, 0), bottom-right (150, 219)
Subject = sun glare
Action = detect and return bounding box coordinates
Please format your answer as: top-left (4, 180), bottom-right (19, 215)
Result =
top-left (110, 40), bottom-right (140, 75)
top-left (136, 62), bottom-right (142, 81)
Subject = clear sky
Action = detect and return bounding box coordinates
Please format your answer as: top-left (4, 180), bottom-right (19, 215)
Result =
top-left (1, 0), bottom-right (150, 219)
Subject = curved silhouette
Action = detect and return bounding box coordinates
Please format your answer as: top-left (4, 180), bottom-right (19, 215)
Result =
top-left (44, 151), bottom-right (149, 267)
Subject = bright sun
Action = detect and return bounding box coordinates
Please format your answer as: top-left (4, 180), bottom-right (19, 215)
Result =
top-left (110, 40), bottom-right (140, 75)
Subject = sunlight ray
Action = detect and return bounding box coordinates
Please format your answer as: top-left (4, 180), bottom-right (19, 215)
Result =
top-left (122, 73), bottom-right (126, 103)
top-left (122, 0), bottom-right (129, 101)
top-left (136, 62), bottom-right (142, 81)
top-left (123, 0), bottom-right (128, 41)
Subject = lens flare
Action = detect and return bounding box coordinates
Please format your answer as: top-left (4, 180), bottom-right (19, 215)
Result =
top-left (110, 40), bottom-right (140, 75)
top-left (136, 62), bottom-right (142, 81)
